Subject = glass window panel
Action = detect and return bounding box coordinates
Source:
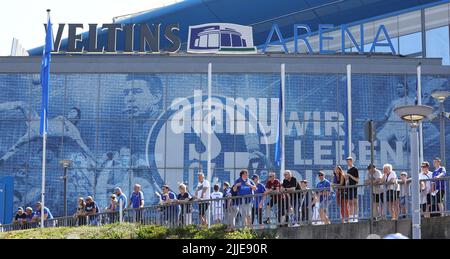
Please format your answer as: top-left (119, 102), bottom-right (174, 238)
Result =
top-left (426, 26), bottom-right (450, 65)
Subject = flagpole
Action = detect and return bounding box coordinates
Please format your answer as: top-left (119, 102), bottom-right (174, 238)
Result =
top-left (41, 9), bottom-right (51, 229)
top-left (41, 118), bottom-right (47, 228)
top-left (280, 64), bottom-right (286, 178)
top-left (207, 62), bottom-right (212, 228)
top-left (417, 63), bottom-right (424, 162)
top-left (346, 64), bottom-right (352, 158)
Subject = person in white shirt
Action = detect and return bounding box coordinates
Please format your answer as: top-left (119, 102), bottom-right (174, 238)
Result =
top-left (419, 161), bottom-right (432, 218)
top-left (382, 164), bottom-right (399, 220)
top-left (194, 172), bottom-right (210, 225)
top-left (210, 184), bottom-right (224, 224)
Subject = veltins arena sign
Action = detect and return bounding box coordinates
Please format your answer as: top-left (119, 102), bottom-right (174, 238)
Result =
top-left (48, 22), bottom-right (396, 55)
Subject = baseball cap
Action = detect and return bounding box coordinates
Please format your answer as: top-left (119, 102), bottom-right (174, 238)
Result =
top-left (161, 184), bottom-right (169, 189)
top-left (400, 172), bottom-right (408, 176)
top-left (346, 156), bottom-right (354, 161)
top-left (251, 174), bottom-right (259, 180)
top-left (300, 179), bottom-right (308, 183)
top-left (18, 207), bottom-right (24, 211)
top-left (434, 157), bottom-right (442, 162)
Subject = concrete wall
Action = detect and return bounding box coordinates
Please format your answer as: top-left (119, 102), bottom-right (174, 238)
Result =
top-left (267, 216), bottom-right (450, 239)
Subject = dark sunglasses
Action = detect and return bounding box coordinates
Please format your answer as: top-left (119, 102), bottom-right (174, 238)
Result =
top-left (318, 174), bottom-right (324, 177)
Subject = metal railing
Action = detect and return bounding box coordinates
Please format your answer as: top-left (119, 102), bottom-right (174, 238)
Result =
top-left (1, 177), bottom-right (449, 233)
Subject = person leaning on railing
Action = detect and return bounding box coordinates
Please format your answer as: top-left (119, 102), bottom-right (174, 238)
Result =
top-left (176, 183), bottom-right (193, 226)
top-left (232, 169), bottom-right (257, 228)
top-left (333, 165), bottom-right (349, 223)
top-left (431, 157), bottom-right (446, 217)
top-left (315, 171), bottom-right (331, 225)
top-left (281, 170), bottom-right (298, 226)
top-left (160, 184), bottom-right (179, 226)
top-left (382, 164), bottom-right (399, 221)
top-left (263, 171), bottom-right (282, 225)
top-left (84, 196), bottom-right (100, 225)
top-left (365, 164), bottom-right (384, 220)
top-left (74, 197), bottom-right (87, 226)
top-left (419, 161), bottom-right (433, 218)
top-left (32, 202), bottom-right (53, 224)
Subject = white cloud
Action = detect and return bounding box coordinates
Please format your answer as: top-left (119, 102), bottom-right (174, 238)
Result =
top-left (0, 0), bottom-right (180, 56)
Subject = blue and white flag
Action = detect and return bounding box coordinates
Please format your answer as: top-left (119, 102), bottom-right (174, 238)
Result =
top-left (40, 13), bottom-right (53, 135)
top-left (274, 80), bottom-right (283, 167)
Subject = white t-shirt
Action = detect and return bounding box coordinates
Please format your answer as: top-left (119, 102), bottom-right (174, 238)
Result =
top-left (195, 179), bottom-right (210, 200)
top-left (419, 172), bottom-right (432, 204)
top-left (385, 171), bottom-right (399, 191)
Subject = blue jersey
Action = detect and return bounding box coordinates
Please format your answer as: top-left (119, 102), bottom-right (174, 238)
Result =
top-left (253, 183), bottom-right (266, 207)
top-left (130, 191), bottom-right (144, 209)
top-left (432, 167), bottom-right (446, 190)
top-left (316, 179), bottom-right (331, 202)
top-left (35, 207), bottom-right (53, 219)
top-left (234, 177), bottom-right (255, 204)
top-left (161, 191), bottom-right (177, 202)
top-left (223, 187), bottom-right (232, 209)
top-left (117, 193), bottom-right (128, 210)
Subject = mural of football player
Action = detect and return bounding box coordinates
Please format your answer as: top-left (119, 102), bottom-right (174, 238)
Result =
top-left (245, 133), bottom-right (272, 183)
top-left (0, 102), bottom-right (94, 166)
top-left (96, 75), bottom-right (164, 206)
top-left (376, 81), bottom-right (415, 147)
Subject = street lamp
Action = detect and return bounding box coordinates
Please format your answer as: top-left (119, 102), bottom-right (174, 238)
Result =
top-left (431, 90), bottom-right (450, 167)
top-left (59, 159), bottom-right (73, 217)
top-left (394, 104), bottom-right (433, 240)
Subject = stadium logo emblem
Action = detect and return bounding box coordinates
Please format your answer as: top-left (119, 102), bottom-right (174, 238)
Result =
top-left (145, 90), bottom-right (275, 190)
top-left (187, 23), bottom-right (257, 54)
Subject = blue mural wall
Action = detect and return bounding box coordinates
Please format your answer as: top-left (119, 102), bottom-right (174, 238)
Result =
top-left (0, 72), bottom-right (449, 217)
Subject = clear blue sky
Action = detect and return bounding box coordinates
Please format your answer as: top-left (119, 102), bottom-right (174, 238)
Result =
top-left (0, 0), bottom-right (179, 56)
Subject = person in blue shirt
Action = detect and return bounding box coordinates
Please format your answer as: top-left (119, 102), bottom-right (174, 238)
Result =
top-left (160, 184), bottom-right (179, 226)
top-left (114, 187), bottom-right (128, 211)
top-left (222, 182), bottom-right (235, 229)
top-left (33, 202), bottom-right (54, 227)
top-left (251, 174), bottom-right (266, 226)
top-left (129, 184), bottom-right (145, 223)
top-left (432, 157), bottom-right (446, 216)
top-left (232, 169), bottom-right (256, 228)
top-left (315, 171), bottom-right (331, 225)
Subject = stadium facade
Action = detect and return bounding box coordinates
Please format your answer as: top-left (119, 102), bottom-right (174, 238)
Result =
top-left (1, 0), bottom-right (450, 222)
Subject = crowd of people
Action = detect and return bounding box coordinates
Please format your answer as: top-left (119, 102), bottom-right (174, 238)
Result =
top-left (10, 157), bottom-right (447, 229)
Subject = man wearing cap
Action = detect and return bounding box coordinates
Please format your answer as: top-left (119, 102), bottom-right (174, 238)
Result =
top-left (399, 172), bottom-right (411, 218)
top-left (365, 164), bottom-right (384, 219)
top-left (315, 171), bottom-right (331, 225)
top-left (33, 202), bottom-right (54, 223)
top-left (251, 174), bottom-right (266, 226)
top-left (13, 207), bottom-right (27, 228)
top-left (345, 157), bottom-right (359, 222)
top-left (432, 157), bottom-right (446, 216)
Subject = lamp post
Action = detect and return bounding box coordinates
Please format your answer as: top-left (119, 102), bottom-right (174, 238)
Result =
top-left (59, 159), bottom-right (73, 217)
top-left (394, 104), bottom-right (433, 239)
top-left (431, 90), bottom-right (450, 167)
